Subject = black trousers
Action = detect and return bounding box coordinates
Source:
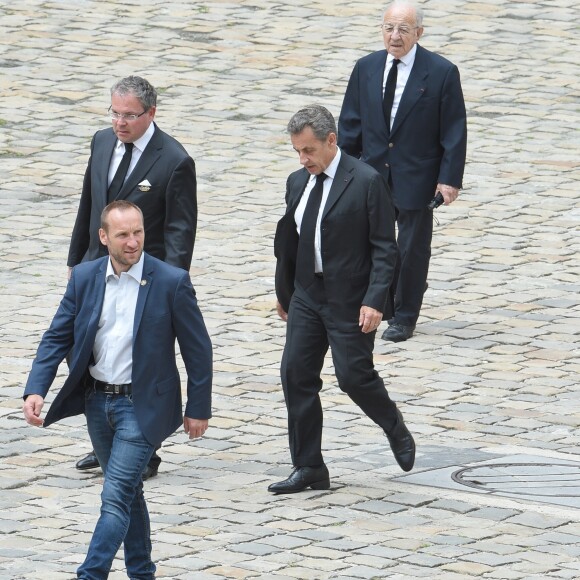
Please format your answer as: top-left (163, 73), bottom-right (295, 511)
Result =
top-left (392, 207), bottom-right (433, 326)
top-left (280, 284), bottom-right (399, 467)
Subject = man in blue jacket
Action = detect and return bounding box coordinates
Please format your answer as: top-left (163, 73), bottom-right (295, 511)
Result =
top-left (23, 201), bottom-right (212, 579)
top-left (339, 1), bottom-right (467, 342)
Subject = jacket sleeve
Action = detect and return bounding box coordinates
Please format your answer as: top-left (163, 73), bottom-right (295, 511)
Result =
top-left (362, 173), bottom-right (398, 312)
top-left (173, 273), bottom-right (212, 419)
top-left (438, 65), bottom-right (467, 188)
top-left (24, 275), bottom-right (77, 398)
top-left (338, 60), bottom-right (364, 158)
top-left (163, 156), bottom-right (197, 271)
top-left (67, 137), bottom-right (96, 267)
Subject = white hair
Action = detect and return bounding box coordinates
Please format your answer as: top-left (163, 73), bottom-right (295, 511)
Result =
top-left (384, 1), bottom-right (424, 27)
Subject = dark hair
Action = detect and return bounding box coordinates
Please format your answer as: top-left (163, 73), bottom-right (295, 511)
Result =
top-left (101, 200), bottom-right (143, 231)
top-left (287, 105), bottom-right (337, 140)
top-left (110, 76), bottom-right (157, 110)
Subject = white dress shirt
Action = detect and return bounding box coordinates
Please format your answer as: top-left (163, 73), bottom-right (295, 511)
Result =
top-left (383, 44), bottom-right (418, 130)
top-left (295, 148), bottom-right (342, 273)
top-left (89, 253), bottom-right (144, 384)
top-left (107, 122), bottom-right (155, 187)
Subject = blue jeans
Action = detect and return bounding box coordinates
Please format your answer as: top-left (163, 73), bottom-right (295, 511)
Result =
top-left (77, 389), bottom-right (156, 580)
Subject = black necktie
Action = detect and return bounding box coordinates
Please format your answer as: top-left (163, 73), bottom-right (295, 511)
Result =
top-left (296, 173), bottom-right (327, 288)
top-left (382, 59), bottom-right (400, 132)
top-left (108, 142), bottom-right (134, 202)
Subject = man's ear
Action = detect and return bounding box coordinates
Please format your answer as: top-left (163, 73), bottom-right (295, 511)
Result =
top-left (98, 227), bottom-right (108, 247)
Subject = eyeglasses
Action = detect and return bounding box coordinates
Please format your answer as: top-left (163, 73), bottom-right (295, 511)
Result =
top-left (380, 24), bottom-right (418, 36)
top-left (108, 107), bottom-right (148, 121)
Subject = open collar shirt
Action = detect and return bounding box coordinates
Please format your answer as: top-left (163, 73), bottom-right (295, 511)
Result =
top-left (90, 252), bottom-right (144, 384)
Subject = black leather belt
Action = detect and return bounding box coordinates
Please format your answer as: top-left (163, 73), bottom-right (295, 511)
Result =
top-left (93, 379), bottom-right (132, 395)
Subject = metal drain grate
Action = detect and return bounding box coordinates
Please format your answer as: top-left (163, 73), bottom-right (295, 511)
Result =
top-left (452, 462), bottom-right (580, 498)
top-left (395, 453), bottom-right (580, 509)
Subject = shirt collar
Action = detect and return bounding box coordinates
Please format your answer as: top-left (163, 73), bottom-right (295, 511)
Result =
top-left (310, 147), bottom-right (341, 182)
top-left (106, 251), bottom-right (145, 283)
top-left (387, 43), bottom-right (418, 68)
top-left (115, 122), bottom-right (155, 154)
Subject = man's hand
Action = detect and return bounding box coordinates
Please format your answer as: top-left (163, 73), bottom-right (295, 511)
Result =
top-left (183, 417), bottom-right (208, 440)
top-left (23, 395), bottom-right (45, 426)
top-left (276, 301), bottom-right (288, 322)
top-left (437, 183), bottom-right (459, 205)
top-left (359, 305), bottom-right (383, 334)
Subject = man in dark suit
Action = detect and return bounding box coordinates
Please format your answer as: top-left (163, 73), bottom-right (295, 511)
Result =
top-left (23, 201), bottom-right (212, 579)
top-left (69, 75), bottom-right (197, 475)
top-left (338, 1), bottom-right (467, 342)
top-left (269, 105), bottom-right (415, 495)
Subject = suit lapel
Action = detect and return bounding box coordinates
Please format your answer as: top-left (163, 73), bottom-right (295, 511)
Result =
top-left (119, 124), bottom-right (163, 199)
top-left (391, 45), bottom-right (429, 137)
top-left (74, 260), bottom-right (107, 366)
top-left (133, 254), bottom-right (153, 341)
top-left (322, 156), bottom-right (354, 219)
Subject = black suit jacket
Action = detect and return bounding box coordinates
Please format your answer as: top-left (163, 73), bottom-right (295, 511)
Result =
top-left (275, 151), bottom-right (397, 315)
top-left (338, 44), bottom-right (467, 210)
top-left (67, 123), bottom-right (197, 270)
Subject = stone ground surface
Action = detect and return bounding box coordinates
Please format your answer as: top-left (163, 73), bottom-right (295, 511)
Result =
top-left (0, 0), bottom-right (579, 578)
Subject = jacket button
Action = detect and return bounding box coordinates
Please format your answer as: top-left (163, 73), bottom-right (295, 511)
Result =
top-left (389, 142), bottom-right (394, 148)
top-left (385, 163), bottom-right (390, 168)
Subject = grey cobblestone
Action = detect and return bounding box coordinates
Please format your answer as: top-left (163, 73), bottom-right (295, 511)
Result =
top-left (1, 0), bottom-right (579, 578)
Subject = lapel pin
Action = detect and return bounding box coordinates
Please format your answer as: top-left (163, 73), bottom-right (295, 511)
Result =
top-left (140, 279), bottom-right (147, 286)
top-left (138, 180), bottom-right (152, 192)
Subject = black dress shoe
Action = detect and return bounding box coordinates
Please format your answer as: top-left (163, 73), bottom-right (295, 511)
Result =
top-left (76, 451), bottom-right (100, 471)
top-left (268, 465), bottom-right (330, 494)
top-left (381, 323), bottom-right (415, 343)
top-left (142, 464), bottom-right (158, 481)
top-left (386, 410), bottom-right (416, 472)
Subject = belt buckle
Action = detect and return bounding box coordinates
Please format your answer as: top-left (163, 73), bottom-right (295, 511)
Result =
top-left (114, 384), bottom-right (120, 395)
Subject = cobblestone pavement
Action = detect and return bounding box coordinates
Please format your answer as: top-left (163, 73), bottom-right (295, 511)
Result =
top-left (1, 1), bottom-right (579, 578)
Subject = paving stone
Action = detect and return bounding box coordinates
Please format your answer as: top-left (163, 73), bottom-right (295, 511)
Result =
top-left (1, 0), bottom-right (579, 578)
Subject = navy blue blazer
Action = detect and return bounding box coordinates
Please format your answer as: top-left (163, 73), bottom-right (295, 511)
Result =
top-left (24, 253), bottom-right (212, 446)
top-left (67, 124), bottom-right (197, 270)
top-left (338, 44), bottom-right (467, 210)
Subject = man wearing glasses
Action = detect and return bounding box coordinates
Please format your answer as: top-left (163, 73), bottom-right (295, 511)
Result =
top-left (68, 75), bottom-right (197, 478)
top-left (339, 1), bottom-right (467, 342)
